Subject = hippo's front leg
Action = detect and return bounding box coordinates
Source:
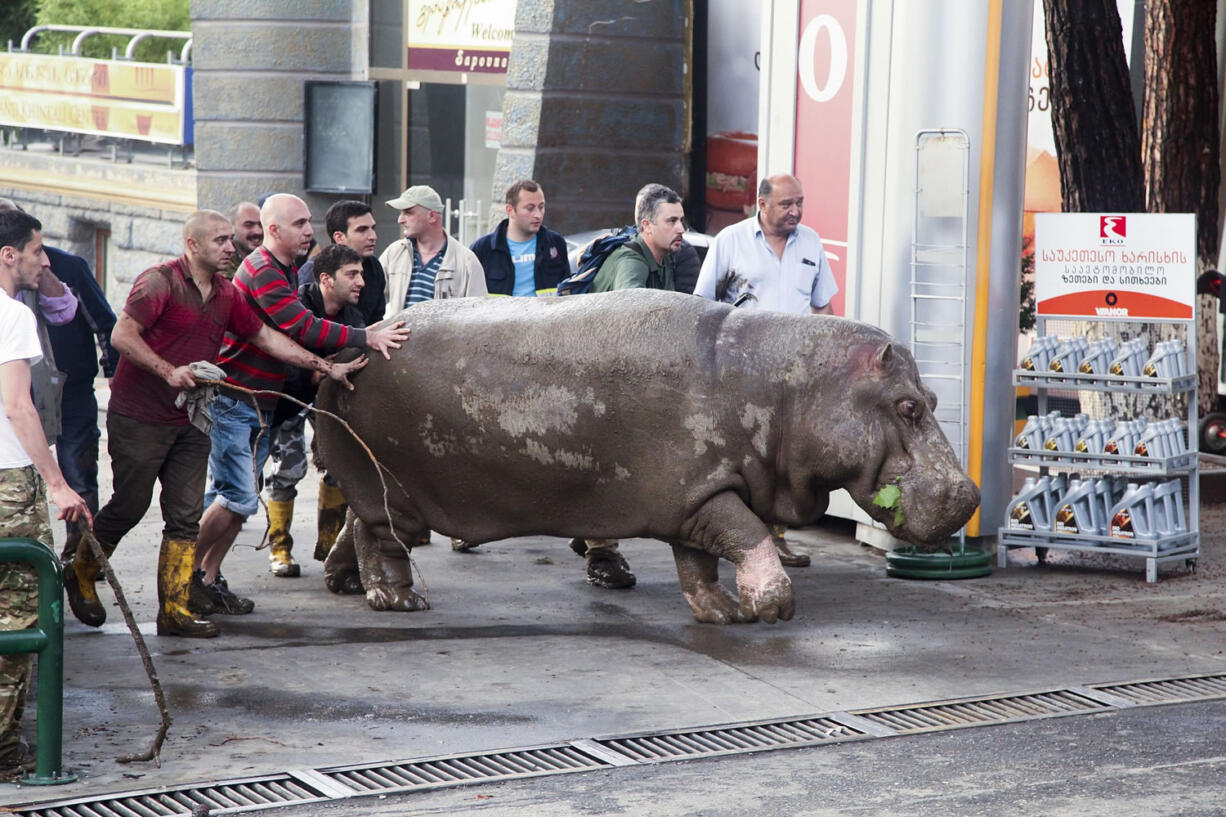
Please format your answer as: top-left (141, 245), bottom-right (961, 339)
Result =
top-left (681, 492), bottom-right (793, 623)
top-left (670, 543), bottom-right (746, 624)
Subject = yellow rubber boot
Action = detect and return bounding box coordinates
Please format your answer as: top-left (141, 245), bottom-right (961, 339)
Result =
top-left (314, 481), bottom-right (348, 562)
top-left (63, 537), bottom-right (116, 628)
top-left (156, 538), bottom-right (219, 638)
top-left (266, 498), bottom-right (300, 577)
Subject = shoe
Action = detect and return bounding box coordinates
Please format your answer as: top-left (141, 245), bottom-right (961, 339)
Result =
top-left (267, 498), bottom-right (301, 577)
top-left (187, 569), bottom-right (218, 616)
top-left (204, 573), bottom-right (255, 615)
top-left (771, 529), bottom-right (810, 568)
top-left (585, 543), bottom-right (636, 589)
top-left (314, 481), bottom-right (348, 562)
top-left (61, 536), bottom-right (116, 627)
top-left (450, 537), bottom-right (479, 552)
top-left (156, 538), bottom-right (219, 638)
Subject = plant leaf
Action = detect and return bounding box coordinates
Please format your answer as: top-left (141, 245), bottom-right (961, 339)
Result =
top-left (873, 484), bottom-right (901, 509)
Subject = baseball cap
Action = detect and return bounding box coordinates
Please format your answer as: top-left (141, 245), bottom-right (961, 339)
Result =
top-left (386, 185), bottom-right (444, 213)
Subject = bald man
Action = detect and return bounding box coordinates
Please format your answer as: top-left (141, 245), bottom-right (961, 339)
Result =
top-left (194, 194), bottom-right (409, 610)
top-left (220, 200), bottom-right (263, 278)
top-left (65, 210), bottom-right (369, 638)
top-left (691, 173), bottom-right (838, 568)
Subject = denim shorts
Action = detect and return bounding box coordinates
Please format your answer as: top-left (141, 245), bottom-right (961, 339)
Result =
top-left (204, 394), bottom-right (274, 518)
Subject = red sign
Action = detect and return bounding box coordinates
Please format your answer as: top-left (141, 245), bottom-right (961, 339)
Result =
top-left (793, 0), bottom-right (858, 317)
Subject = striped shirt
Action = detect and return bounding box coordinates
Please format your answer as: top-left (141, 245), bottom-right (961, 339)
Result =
top-left (219, 246), bottom-right (367, 410)
top-left (405, 237), bottom-right (447, 307)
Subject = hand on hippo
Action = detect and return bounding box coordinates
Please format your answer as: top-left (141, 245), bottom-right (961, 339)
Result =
top-left (327, 353), bottom-right (369, 390)
top-left (365, 320), bottom-right (410, 359)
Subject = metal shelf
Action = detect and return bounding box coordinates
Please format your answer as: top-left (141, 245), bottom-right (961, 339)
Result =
top-left (1007, 448), bottom-right (1196, 476)
top-left (1003, 313), bottom-right (1198, 584)
top-left (1013, 370), bottom-right (1195, 394)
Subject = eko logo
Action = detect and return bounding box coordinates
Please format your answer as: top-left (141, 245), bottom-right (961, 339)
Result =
top-left (1100, 215), bottom-right (1126, 244)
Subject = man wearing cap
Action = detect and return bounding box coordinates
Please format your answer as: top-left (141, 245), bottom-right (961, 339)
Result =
top-left (380, 185), bottom-right (487, 311)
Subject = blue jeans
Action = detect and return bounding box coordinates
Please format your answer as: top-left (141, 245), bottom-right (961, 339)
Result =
top-left (204, 394), bottom-right (274, 518)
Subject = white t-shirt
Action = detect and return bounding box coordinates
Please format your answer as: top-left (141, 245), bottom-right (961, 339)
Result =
top-left (0, 289), bottom-right (43, 468)
top-left (694, 215), bottom-right (838, 314)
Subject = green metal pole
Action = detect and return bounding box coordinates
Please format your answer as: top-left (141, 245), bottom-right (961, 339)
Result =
top-left (0, 538), bottom-right (75, 785)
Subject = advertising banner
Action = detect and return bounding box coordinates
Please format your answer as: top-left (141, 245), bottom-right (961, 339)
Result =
top-left (0, 52), bottom-right (190, 144)
top-left (1034, 212), bottom-right (1195, 320)
top-left (792, 0), bottom-right (858, 317)
top-left (407, 0), bottom-right (517, 75)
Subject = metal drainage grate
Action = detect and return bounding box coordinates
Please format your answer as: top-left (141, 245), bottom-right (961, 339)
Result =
top-left (851, 688), bottom-right (1109, 733)
top-left (592, 714), bottom-right (869, 763)
top-left (322, 743), bottom-right (606, 795)
top-left (16, 773), bottom-right (328, 816)
top-left (1093, 672), bottom-right (1226, 705)
top-left (17, 671), bottom-right (1226, 817)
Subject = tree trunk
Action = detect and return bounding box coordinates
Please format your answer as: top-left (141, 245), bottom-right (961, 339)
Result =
top-left (1143, 0), bottom-right (1221, 417)
top-left (1044, 0), bottom-right (1145, 212)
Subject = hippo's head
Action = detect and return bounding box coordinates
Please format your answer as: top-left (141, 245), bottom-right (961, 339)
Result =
top-left (817, 337), bottom-right (980, 547)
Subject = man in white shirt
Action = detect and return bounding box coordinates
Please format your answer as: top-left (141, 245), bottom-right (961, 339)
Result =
top-left (694, 174), bottom-right (837, 315)
top-left (0, 209), bottom-right (91, 778)
top-left (693, 174), bottom-right (839, 566)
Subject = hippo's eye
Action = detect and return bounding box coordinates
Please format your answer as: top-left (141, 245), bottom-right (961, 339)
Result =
top-left (898, 400), bottom-right (923, 422)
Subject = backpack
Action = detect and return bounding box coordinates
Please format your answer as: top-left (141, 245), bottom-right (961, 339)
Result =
top-left (556, 226), bottom-right (645, 295)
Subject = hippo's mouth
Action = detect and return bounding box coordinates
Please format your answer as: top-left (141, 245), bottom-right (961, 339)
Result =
top-left (866, 476), bottom-right (980, 548)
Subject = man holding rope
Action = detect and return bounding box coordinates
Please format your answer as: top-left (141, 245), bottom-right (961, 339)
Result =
top-left (0, 209), bottom-right (92, 777)
top-left (193, 194), bottom-right (409, 620)
top-left (63, 209), bottom-right (371, 638)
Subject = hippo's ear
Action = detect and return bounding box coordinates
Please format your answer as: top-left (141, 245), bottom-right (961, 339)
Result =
top-left (872, 343), bottom-right (897, 374)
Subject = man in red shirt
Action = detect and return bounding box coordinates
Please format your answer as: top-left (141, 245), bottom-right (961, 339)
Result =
top-left (194, 194), bottom-right (408, 615)
top-left (63, 210), bottom-right (369, 638)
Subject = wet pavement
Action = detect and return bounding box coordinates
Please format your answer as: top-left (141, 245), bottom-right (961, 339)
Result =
top-left (4, 391), bottom-right (1226, 811)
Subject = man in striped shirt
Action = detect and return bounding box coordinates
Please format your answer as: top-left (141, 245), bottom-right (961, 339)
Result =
top-left (194, 194), bottom-right (410, 615)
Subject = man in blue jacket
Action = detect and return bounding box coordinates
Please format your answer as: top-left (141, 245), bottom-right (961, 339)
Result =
top-left (470, 180), bottom-right (569, 297)
top-left (44, 245), bottom-right (116, 558)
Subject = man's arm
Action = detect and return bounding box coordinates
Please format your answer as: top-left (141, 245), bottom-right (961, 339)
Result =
top-left (249, 324), bottom-right (369, 389)
top-left (0, 359), bottom-right (90, 524)
top-left (808, 243), bottom-right (838, 316)
top-left (111, 311), bottom-right (197, 388)
top-left (692, 239), bottom-right (723, 300)
top-left (238, 260), bottom-right (408, 358)
top-left (460, 249), bottom-right (489, 297)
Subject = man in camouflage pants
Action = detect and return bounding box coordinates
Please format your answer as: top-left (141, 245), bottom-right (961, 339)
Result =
top-left (0, 209), bottom-right (91, 778)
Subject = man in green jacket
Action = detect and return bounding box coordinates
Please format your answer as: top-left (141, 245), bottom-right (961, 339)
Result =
top-left (578, 183), bottom-right (686, 589)
top-left (592, 183), bottom-right (685, 293)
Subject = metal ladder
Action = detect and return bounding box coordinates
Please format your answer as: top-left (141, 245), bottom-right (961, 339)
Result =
top-left (909, 129), bottom-right (971, 546)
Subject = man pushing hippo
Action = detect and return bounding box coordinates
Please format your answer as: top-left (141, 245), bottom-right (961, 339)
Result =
top-left (315, 290), bottom-right (979, 624)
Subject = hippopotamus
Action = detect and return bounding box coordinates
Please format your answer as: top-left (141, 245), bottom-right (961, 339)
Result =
top-left (314, 289), bottom-right (979, 624)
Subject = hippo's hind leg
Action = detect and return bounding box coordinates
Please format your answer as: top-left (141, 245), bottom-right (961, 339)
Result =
top-left (355, 516), bottom-right (429, 612)
top-left (323, 510), bottom-right (363, 595)
top-left (670, 543), bottom-right (745, 624)
top-left (682, 492), bottom-right (794, 624)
